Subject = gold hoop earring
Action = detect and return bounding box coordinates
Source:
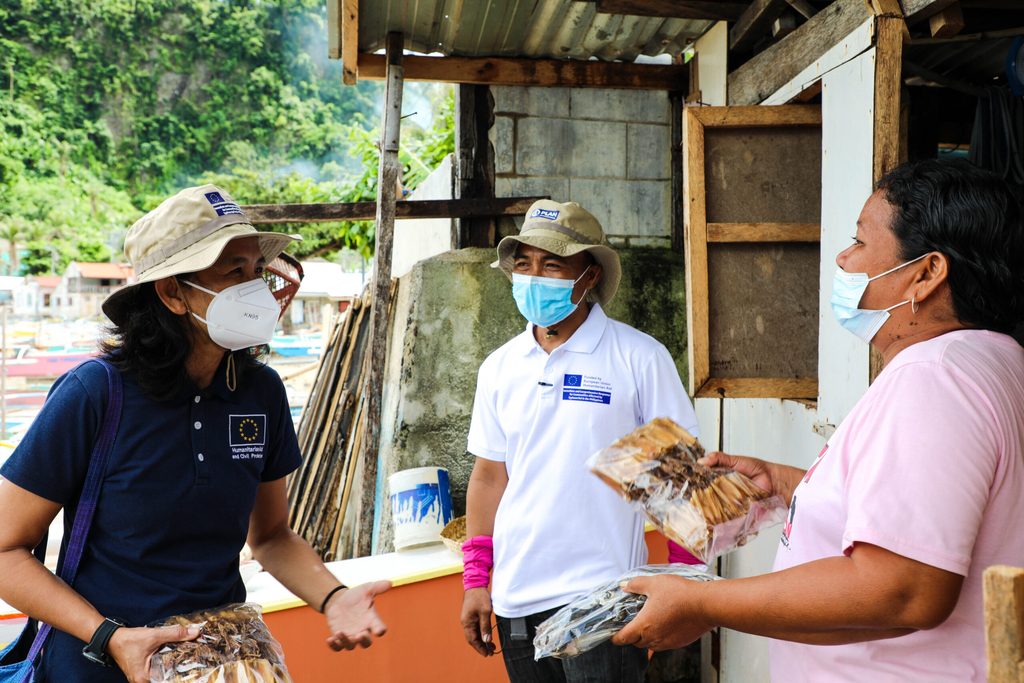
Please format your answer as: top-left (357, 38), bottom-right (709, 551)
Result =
top-left (911, 295), bottom-right (919, 315)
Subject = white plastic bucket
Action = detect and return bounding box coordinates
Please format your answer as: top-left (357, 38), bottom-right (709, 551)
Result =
top-left (388, 467), bottom-right (454, 551)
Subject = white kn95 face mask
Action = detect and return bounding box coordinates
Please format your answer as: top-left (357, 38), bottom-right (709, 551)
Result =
top-left (184, 278), bottom-right (279, 351)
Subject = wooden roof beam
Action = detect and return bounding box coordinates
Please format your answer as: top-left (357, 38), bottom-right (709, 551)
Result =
top-left (358, 54), bottom-right (689, 90)
top-left (900, 0), bottom-right (958, 22)
top-left (730, 0), bottom-right (789, 52)
top-left (242, 197), bottom-right (546, 224)
top-left (728, 0), bottom-right (873, 104)
top-left (591, 0), bottom-right (749, 21)
top-left (928, 3), bottom-right (965, 37)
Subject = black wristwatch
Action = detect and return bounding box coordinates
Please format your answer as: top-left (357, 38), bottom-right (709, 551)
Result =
top-left (82, 617), bottom-right (126, 667)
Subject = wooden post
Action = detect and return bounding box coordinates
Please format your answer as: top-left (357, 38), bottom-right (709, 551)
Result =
top-left (670, 91), bottom-right (684, 252)
top-left (869, 14), bottom-right (904, 382)
top-left (356, 31), bottom-right (403, 558)
top-left (455, 84), bottom-right (495, 249)
top-left (984, 565), bottom-right (1024, 682)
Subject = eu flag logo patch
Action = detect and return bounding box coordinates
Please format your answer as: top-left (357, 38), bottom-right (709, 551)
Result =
top-left (230, 414), bottom-right (266, 447)
top-left (562, 373), bottom-right (612, 405)
top-left (204, 191), bottom-right (244, 217)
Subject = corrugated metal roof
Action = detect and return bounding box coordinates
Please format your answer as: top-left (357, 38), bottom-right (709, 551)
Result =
top-left (358, 0), bottom-right (713, 61)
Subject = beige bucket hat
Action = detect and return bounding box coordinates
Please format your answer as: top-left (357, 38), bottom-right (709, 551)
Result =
top-left (494, 199), bottom-right (621, 306)
top-left (102, 184), bottom-right (300, 326)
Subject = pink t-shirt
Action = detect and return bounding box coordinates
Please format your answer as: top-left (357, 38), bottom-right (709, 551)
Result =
top-left (770, 329), bottom-right (1024, 683)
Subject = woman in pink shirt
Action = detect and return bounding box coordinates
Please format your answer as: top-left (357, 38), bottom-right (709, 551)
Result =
top-left (612, 158), bottom-right (1024, 682)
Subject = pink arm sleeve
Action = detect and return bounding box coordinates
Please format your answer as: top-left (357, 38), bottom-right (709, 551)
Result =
top-left (667, 539), bottom-right (703, 565)
top-left (462, 535), bottom-right (494, 590)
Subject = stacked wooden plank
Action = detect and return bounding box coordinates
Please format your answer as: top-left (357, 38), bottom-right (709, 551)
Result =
top-left (287, 289), bottom-right (378, 561)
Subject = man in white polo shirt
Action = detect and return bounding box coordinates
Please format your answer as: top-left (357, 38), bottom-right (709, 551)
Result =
top-left (459, 200), bottom-right (700, 682)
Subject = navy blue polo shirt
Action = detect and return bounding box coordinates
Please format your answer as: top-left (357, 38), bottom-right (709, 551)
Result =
top-left (0, 357), bottom-right (301, 682)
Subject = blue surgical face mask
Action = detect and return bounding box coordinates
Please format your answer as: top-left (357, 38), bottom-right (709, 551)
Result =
top-left (830, 253), bottom-right (927, 343)
top-left (512, 267), bottom-right (591, 328)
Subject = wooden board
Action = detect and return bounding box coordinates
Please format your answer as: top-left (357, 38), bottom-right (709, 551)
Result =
top-left (684, 104), bottom-right (822, 400)
top-left (358, 54), bottom-right (689, 91)
top-left (704, 127), bottom-right (822, 223)
top-left (984, 565), bottom-right (1024, 683)
top-left (243, 197), bottom-right (543, 224)
top-left (707, 243), bottom-right (820, 379)
top-left (728, 0), bottom-right (873, 105)
top-left (341, 0), bottom-right (359, 84)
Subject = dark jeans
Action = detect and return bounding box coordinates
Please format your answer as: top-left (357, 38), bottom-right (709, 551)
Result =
top-left (496, 607), bottom-right (648, 683)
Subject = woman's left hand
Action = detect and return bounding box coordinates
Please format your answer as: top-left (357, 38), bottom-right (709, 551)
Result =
top-left (611, 575), bottom-right (713, 651)
top-left (323, 580), bottom-right (393, 651)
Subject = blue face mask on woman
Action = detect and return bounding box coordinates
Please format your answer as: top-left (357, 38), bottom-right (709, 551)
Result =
top-left (830, 253), bottom-right (927, 342)
top-left (512, 267), bottom-right (591, 328)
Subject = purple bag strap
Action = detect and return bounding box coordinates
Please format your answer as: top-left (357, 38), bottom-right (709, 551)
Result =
top-left (24, 358), bottom-right (123, 667)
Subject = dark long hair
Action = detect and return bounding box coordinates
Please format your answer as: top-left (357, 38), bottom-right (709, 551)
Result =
top-left (100, 278), bottom-right (263, 401)
top-left (877, 158), bottom-right (1024, 334)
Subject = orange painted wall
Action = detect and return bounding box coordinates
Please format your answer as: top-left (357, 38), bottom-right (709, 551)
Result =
top-left (265, 531), bottom-right (668, 682)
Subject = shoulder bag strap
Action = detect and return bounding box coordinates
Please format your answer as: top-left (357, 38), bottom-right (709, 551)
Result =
top-left (25, 358), bottom-right (123, 665)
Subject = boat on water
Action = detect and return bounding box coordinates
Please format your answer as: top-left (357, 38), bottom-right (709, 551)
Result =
top-left (269, 333), bottom-right (323, 358)
top-left (3, 345), bottom-right (98, 378)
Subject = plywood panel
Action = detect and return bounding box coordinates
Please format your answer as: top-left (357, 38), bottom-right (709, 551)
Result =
top-left (705, 127), bottom-right (822, 224)
top-left (708, 243), bottom-right (820, 379)
top-left (718, 398), bottom-right (825, 683)
top-left (817, 50), bottom-right (875, 430)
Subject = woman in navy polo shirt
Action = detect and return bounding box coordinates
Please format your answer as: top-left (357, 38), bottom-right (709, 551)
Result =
top-left (0, 185), bottom-right (390, 682)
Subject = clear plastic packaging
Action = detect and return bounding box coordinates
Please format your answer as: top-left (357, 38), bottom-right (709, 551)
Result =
top-left (148, 603), bottom-right (293, 683)
top-left (588, 417), bottom-right (786, 564)
top-left (533, 563), bottom-right (718, 659)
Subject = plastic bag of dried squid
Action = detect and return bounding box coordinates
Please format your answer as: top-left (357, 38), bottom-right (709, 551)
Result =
top-left (587, 417), bottom-right (787, 564)
top-left (148, 603), bottom-right (292, 683)
top-left (533, 563), bottom-right (719, 659)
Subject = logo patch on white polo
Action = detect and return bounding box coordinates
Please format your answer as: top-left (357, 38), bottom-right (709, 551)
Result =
top-left (562, 374), bottom-right (612, 405)
top-left (229, 414), bottom-right (266, 459)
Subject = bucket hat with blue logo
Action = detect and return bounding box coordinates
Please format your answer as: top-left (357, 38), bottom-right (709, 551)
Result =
top-left (102, 184), bottom-right (300, 326)
top-left (493, 199), bottom-right (622, 306)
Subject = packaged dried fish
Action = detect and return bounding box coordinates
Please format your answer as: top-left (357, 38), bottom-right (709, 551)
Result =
top-left (588, 417), bottom-right (786, 563)
top-left (148, 603), bottom-right (292, 683)
top-left (533, 563), bottom-right (718, 660)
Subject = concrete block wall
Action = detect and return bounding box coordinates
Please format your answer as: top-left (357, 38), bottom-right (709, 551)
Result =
top-left (489, 86), bottom-right (673, 248)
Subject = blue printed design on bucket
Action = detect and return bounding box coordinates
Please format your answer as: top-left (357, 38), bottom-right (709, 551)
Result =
top-left (436, 469), bottom-right (453, 524)
top-left (391, 483), bottom-right (441, 526)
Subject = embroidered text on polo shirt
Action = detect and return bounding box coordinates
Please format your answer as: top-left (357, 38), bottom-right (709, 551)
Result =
top-left (229, 413), bottom-right (267, 460)
top-left (562, 373), bottom-right (612, 404)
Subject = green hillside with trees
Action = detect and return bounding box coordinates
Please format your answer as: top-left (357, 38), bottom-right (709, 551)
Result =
top-left (0, 0), bottom-right (453, 274)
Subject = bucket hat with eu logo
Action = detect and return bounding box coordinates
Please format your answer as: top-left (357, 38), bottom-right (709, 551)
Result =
top-left (102, 184), bottom-right (300, 327)
top-left (492, 199), bottom-right (622, 306)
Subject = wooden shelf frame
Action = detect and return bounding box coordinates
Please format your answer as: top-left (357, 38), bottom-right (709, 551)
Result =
top-left (684, 104), bottom-right (822, 400)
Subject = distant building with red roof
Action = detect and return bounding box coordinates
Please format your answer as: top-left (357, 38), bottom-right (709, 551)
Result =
top-left (54, 262), bottom-right (135, 319)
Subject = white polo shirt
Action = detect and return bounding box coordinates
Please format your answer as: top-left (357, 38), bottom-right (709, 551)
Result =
top-left (467, 304), bottom-right (700, 618)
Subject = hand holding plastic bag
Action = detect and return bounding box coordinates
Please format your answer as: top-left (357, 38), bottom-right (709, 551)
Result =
top-left (588, 418), bottom-right (786, 563)
top-left (533, 564), bottom-right (718, 660)
top-left (148, 603), bottom-right (292, 683)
